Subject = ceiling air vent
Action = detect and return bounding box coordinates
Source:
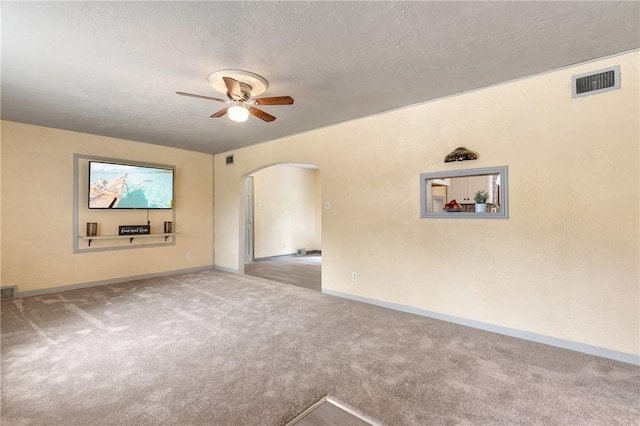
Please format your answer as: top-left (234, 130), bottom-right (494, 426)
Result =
top-left (572, 65), bottom-right (620, 98)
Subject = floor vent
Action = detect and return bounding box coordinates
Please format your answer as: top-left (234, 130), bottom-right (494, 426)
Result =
top-left (1, 286), bottom-right (17, 300)
top-left (572, 65), bottom-right (620, 98)
top-left (297, 248), bottom-right (307, 256)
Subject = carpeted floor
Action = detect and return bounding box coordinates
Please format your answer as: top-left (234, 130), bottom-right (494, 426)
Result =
top-left (1, 269), bottom-right (638, 425)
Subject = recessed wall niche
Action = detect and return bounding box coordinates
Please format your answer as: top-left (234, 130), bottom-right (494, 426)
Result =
top-left (73, 153), bottom-right (176, 252)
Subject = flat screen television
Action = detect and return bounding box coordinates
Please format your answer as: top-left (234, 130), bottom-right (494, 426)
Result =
top-left (89, 161), bottom-right (174, 209)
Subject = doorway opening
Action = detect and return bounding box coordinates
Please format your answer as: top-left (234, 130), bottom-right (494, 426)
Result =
top-left (243, 163), bottom-right (322, 291)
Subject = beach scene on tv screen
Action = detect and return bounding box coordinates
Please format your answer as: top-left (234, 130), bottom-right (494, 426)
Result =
top-left (89, 162), bottom-right (173, 209)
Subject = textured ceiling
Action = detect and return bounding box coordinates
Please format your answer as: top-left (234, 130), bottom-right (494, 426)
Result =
top-left (2, 1), bottom-right (639, 154)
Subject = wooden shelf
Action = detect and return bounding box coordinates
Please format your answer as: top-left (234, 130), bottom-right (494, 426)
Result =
top-left (80, 233), bottom-right (176, 246)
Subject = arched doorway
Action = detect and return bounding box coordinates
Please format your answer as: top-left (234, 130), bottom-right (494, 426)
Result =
top-left (242, 163), bottom-right (322, 291)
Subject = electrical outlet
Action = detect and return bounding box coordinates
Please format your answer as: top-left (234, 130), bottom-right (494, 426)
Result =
top-left (352, 272), bottom-right (358, 282)
top-left (185, 251), bottom-right (191, 260)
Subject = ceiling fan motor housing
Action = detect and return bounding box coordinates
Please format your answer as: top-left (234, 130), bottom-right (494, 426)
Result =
top-left (228, 82), bottom-right (252, 102)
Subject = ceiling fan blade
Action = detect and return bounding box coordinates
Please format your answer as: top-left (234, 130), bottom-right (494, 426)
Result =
top-left (210, 107), bottom-right (229, 118)
top-left (176, 92), bottom-right (227, 103)
top-left (253, 96), bottom-right (294, 106)
top-left (249, 107), bottom-right (276, 122)
top-left (223, 77), bottom-right (242, 99)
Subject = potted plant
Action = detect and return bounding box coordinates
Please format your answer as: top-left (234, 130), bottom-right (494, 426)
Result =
top-left (474, 190), bottom-right (489, 213)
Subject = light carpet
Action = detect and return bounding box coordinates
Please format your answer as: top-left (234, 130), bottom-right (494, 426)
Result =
top-left (1, 269), bottom-right (638, 425)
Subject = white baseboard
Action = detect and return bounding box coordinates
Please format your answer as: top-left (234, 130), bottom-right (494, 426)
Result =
top-left (322, 289), bottom-right (639, 366)
top-left (17, 265), bottom-right (214, 298)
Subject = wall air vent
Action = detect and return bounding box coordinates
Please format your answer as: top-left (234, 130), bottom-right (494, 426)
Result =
top-left (1, 286), bottom-right (17, 300)
top-left (572, 65), bottom-right (620, 98)
top-left (226, 155), bottom-right (234, 165)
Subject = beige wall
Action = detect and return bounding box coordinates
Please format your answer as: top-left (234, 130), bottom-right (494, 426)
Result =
top-left (0, 127), bottom-right (3, 288)
top-left (1, 121), bottom-right (214, 293)
top-left (214, 52), bottom-right (639, 357)
top-left (1, 53), bottom-right (637, 359)
top-left (251, 164), bottom-right (321, 259)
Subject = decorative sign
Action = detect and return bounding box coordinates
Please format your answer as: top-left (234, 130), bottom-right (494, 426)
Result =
top-left (118, 225), bottom-right (151, 236)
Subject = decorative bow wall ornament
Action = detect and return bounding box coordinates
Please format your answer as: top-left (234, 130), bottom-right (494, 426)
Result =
top-left (444, 147), bottom-right (478, 162)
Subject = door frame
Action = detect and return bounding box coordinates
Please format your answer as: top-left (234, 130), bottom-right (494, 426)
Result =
top-left (244, 176), bottom-right (254, 263)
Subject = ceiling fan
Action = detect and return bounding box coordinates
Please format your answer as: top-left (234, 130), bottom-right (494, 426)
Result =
top-left (177, 69), bottom-right (293, 123)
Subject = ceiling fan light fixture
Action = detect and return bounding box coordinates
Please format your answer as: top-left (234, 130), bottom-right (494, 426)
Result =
top-left (228, 104), bottom-right (249, 122)
top-left (178, 69), bottom-right (292, 123)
